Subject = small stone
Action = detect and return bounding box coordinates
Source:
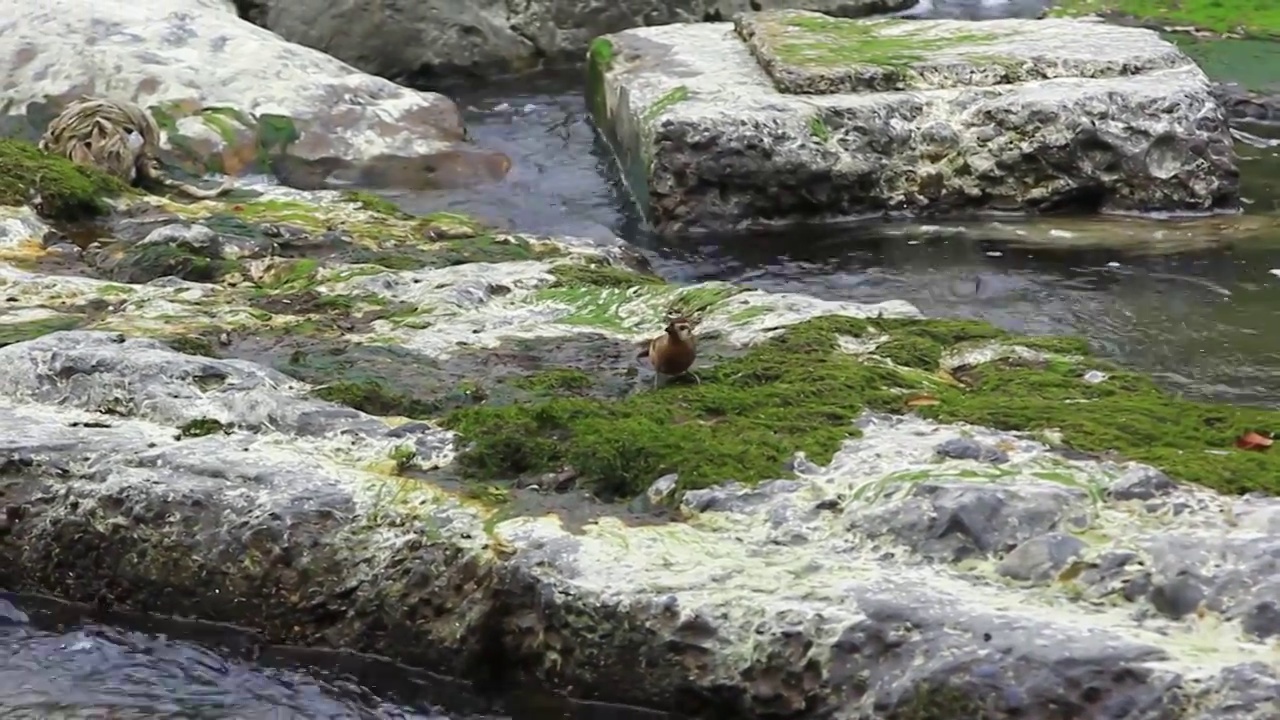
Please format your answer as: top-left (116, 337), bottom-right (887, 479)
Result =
top-left (1108, 466), bottom-right (1177, 501)
top-left (1148, 574), bottom-right (1206, 619)
top-left (934, 437), bottom-right (1010, 464)
top-left (1240, 599), bottom-right (1280, 640)
top-left (996, 532), bottom-right (1088, 582)
top-left (1082, 370), bottom-right (1108, 384)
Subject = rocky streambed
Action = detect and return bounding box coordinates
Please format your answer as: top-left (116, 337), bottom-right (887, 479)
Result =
top-left (2, 143), bottom-right (1280, 717)
top-left (5, 0), bottom-right (1280, 718)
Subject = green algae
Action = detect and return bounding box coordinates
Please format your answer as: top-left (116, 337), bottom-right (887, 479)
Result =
top-left (640, 86), bottom-right (690, 124)
top-left (1050, 0), bottom-right (1280, 38)
top-left (0, 139), bottom-right (127, 220)
top-left (547, 261), bottom-right (665, 290)
top-left (177, 417), bottom-right (231, 438)
top-left (444, 316), bottom-right (921, 499)
top-left (341, 190), bottom-right (409, 218)
top-left (314, 378), bottom-right (445, 418)
top-left (106, 242), bottom-right (242, 284)
top-left (763, 15), bottom-right (1002, 68)
top-left (809, 115), bottom-right (833, 143)
top-left (164, 335), bottom-right (219, 357)
top-left (443, 315), bottom-right (1280, 500)
top-left (587, 37), bottom-right (616, 123)
top-left (0, 315), bottom-right (84, 348)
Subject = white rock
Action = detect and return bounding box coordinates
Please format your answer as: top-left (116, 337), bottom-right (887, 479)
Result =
top-left (0, 0), bottom-right (481, 169)
top-left (591, 12), bottom-right (1238, 236)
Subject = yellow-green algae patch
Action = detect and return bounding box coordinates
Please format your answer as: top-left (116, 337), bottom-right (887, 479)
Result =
top-left (1049, 0), bottom-right (1280, 39)
top-left (531, 262), bottom-right (744, 334)
top-left (156, 192), bottom-right (490, 249)
top-left (444, 314), bottom-right (1280, 500)
top-left (0, 139), bottom-right (128, 221)
top-left (753, 14), bottom-right (1003, 69)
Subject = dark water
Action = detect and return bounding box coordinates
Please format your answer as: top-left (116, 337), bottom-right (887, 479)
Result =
top-left (9, 0), bottom-right (1280, 716)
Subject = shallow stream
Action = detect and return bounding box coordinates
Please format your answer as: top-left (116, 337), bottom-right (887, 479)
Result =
top-left (7, 0), bottom-right (1280, 715)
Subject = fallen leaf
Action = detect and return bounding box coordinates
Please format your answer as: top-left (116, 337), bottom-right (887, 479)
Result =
top-left (905, 394), bottom-right (940, 408)
top-left (1236, 431), bottom-right (1274, 451)
top-left (232, 204), bottom-right (245, 212)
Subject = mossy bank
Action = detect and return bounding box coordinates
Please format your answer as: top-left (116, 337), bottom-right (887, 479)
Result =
top-left (0, 138), bottom-right (127, 220)
top-left (1050, 0), bottom-right (1280, 38)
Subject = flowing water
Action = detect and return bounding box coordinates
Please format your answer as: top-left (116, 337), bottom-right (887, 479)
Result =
top-left (9, 0), bottom-right (1280, 715)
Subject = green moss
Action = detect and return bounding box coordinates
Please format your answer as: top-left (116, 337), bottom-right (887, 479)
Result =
top-left (764, 16), bottom-right (1002, 68)
top-left (444, 315), bottom-right (916, 499)
top-left (809, 115), bottom-right (832, 143)
top-left (587, 37), bottom-right (617, 126)
top-left (641, 86), bottom-right (691, 124)
top-left (111, 243), bottom-right (241, 284)
top-left (313, 379), bottom-right (444, 418)
top-left (514, 369), bottom-right (595, 394)
top-left (1050, 0), bottom-right (1280, 38)
top-left (0, 139), bottom-right (127, 220)
top-left (588, 37), bottom-right (615, 71)
top-left (418, 211), bottom-right (488, 238)
top-left (0, 315), bottom-right (83, 348)
top-left (921, 355), bottom-right (1280, 496)
top-left (422, 236), bottom-right (564, 267)
top-left (164, 335), bottom-right (220, 357)
top-left (198, 110), bottom-right (241, 146)
top-left (442, 314), bottom-right (1280, 500)
top-left (178, 417), bottom-right (231, 438)
top-left (883, 681), bottom-right (991, 720)
top-left (342, 190), bottom-right (410, 218)
top-left (547, 261), bottom-right (665, 290)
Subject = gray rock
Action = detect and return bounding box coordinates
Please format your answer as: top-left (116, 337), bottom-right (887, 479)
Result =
top-left (855, 481), bottom-right (1084, 562)
top-left (935, 437), bottom-right (1009, 464)
top-left (0, 0), bottom-right (506, 180)
top-left (232, 0), bottom-right (915, 78)
top-left (996, 532), bottom-right (1088, 582)
top-left (592, 12), bottom-right (1237, 236)
top-left (1108, 465), bottom-right (1178, 501)
top-left (1213, 82), bottom-right (1280, 125)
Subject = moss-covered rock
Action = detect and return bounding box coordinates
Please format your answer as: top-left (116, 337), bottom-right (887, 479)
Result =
top-left (443, 314), bottom-right (1280, 500)
top-left (0, 139), bottom-right (127, 221)
top-left (0, 314), bottom-right (85, 348)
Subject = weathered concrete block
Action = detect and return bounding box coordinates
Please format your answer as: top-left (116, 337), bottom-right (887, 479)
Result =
top-left (588, 11), bottom-right (1240, 236)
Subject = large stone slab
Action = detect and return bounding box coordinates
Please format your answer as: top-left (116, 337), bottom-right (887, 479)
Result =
top-left (588, 11), bottom-right (1240, 236)
top-left (0, 0), bottom-right (510, 189)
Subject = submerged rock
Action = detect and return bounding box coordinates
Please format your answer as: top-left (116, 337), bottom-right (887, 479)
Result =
top-left (589, 12), bottom-right (1239, 236)
top-left (230, 0), bottom-right (917, 78)
top-left (0, 0), bottom-right (509, 188)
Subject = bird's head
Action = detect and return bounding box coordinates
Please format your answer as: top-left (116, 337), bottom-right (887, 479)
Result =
top-left (665, 316), bottom-right (696, 342)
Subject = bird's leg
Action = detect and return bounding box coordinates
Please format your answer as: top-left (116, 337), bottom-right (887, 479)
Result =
top-left (652, 372), bottom-right (660, 389)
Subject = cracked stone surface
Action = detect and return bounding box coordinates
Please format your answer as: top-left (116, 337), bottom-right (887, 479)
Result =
top-left (2, 184), bottom-right (1279, 718)
top-left (589, 11), bottom-right (1239, 236)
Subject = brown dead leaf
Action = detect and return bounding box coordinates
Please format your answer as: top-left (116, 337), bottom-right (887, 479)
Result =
top-left (1235, 430), bottom-right (1274, 451)
top-left (905, 394), bottom-right (940, 408)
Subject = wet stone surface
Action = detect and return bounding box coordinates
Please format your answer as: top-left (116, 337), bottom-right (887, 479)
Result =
top-left (4, 173), bottom-right (1280, 719)
top-left (590, 11), bottom-right (1237, 236)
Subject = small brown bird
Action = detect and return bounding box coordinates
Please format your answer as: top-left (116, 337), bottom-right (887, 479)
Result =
top-left (638, 313), bottom-right (699, 388)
